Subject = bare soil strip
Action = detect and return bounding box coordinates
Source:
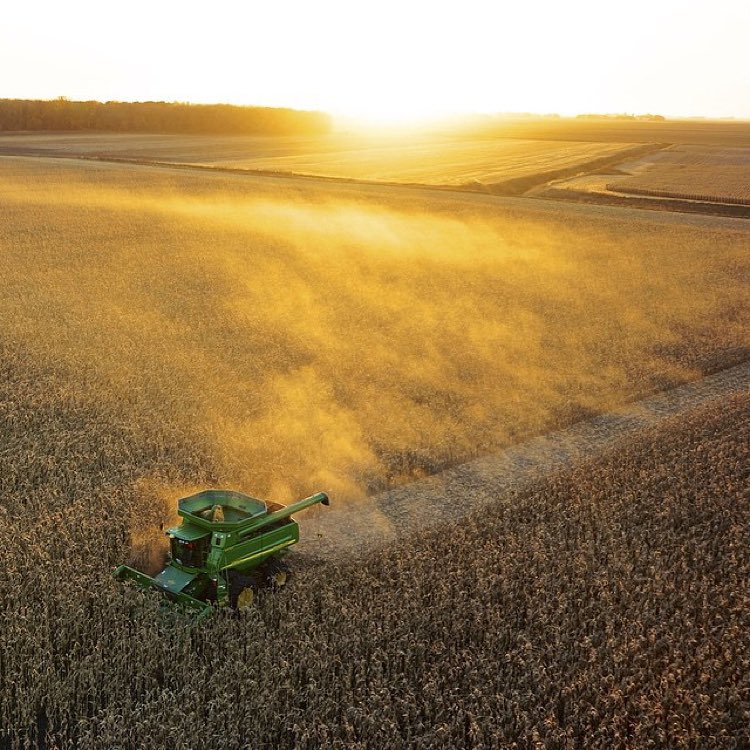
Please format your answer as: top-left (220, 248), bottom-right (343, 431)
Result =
top-left (298, 361), bottom-right (750, 559)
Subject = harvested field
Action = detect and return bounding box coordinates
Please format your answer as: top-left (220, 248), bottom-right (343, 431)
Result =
top-left (0, 132), bottom-right (637, 187)
top-left (606, 145), bottom-right (750, 205)
top-left (299, 359), bottom-right (750, 558)
top-left (540, 144), bottom-right (750, 216)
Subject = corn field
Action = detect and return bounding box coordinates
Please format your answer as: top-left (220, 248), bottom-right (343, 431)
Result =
top-left (0, 382), bottom-right (747, 748)
top-left (0, 154), bottom-right (748, 748)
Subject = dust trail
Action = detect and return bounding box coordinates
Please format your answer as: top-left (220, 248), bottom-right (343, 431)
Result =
top-left (124, 478), bottom-right (209, 575)
top-left (0, 157), bottom-right (747, 505)
top-left (296, 360), bottom-right (750, 559)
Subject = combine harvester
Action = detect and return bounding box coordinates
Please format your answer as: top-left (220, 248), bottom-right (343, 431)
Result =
top-left (115, 489), bottom-right (329, 619)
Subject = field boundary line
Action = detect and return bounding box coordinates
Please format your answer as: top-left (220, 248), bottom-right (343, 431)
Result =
top-left (606, 182), bottom-right (750, 207)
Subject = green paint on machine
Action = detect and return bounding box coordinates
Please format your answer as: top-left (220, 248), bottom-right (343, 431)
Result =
top-left (114, 489), bottom-right (330, 619)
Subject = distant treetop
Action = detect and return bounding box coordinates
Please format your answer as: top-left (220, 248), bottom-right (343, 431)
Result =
top-left (576, 113), bottom-right (666, 122)
top-left (0, 98), bottom-right (331, 136)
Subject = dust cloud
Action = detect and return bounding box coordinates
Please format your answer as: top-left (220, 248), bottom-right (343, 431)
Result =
top-left (0, 160), bottom-right (746, 507)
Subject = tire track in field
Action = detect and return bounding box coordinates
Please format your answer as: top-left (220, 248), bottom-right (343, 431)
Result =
top-left (296, 361), bottom-right (750, 560)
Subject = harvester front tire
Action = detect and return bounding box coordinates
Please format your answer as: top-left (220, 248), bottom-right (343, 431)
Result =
top-left (236, 586), bottom-right (254, 609)
top-left (229, 573), bottom-right (258, 610)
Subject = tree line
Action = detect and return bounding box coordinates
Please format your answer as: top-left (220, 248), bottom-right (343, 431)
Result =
top-left (0, 98), bottom-right (331, 136)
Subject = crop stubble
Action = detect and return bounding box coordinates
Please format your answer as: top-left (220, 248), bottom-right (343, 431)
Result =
top-left (0, 132), bottom-right (638, 188)
top-left (607, 145), bottom-right (750, 205)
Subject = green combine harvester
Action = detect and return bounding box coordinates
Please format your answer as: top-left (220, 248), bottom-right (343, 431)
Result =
top-left (114, 489), bottom-right (329, 618)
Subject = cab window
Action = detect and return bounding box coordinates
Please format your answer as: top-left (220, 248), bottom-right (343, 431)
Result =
top-left (171, 536), bottom-right (208, 567)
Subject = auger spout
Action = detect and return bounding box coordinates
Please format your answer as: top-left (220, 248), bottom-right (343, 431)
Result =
top-left (240, 492), bottom-right (330, 536)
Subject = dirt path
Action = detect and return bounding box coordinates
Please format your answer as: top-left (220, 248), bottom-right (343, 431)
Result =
top-left (296, 361), bottom-right (750, 560)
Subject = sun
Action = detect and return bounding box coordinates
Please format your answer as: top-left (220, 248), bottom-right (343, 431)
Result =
top-left (328, 97), bottom-right (454, 131)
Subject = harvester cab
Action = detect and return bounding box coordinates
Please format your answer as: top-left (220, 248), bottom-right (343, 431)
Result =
top-left (169, 527), bottom-right (210, 568)
top-left (114, 489), bottom-right (329, 619)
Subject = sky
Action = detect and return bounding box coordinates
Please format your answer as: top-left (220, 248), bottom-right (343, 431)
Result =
top-left (1, 0), bottom-right (749, 123)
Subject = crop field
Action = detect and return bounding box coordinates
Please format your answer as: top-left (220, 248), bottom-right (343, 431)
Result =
top-left (0, 132), bottom-right (637, 187)
top-left (2, 155), bottom-right (748, 497)
top-left (457, 116), bottom-right (750, 148)
top-left (0, 142), bottom-right (748, 747)
top-left (605, 145), bottom-right (750, 204)
top-left (207, 137), bottom-right (634, 187)
top-left (2, 372), bottom-right (748, 748)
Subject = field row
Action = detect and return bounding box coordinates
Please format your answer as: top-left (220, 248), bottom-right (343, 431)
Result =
top-left (607, 182), bottom-right (750, 206)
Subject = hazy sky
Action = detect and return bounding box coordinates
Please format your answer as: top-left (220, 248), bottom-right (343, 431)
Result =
top-left (2, 0), bottom-right (749, 122)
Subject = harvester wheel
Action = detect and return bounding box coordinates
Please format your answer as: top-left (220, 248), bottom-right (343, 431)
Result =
top-left (236, 586), bottom-right (254, 609)
top-left (266, 558), bottom-right (290, 589)
top-left (229, 573), bottom-right (258, 610)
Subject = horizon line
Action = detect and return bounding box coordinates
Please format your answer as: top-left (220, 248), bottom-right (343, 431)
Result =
top-left (0, 96), bottom-right (747, 124)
